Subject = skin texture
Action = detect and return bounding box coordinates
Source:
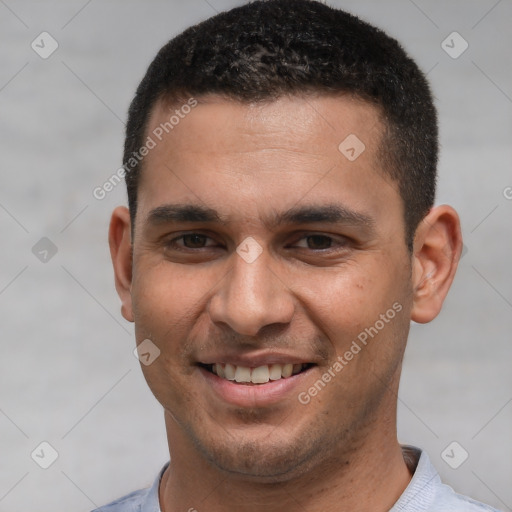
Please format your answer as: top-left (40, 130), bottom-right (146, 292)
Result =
top-left (109, 94), bottom-right (462, 512)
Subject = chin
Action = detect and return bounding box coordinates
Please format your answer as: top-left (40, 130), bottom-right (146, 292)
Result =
top-left (193, 425), bottom-right (325, 481)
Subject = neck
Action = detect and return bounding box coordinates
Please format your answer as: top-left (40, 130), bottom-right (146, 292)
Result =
top-left (159, 412), bottom-right (412, 512)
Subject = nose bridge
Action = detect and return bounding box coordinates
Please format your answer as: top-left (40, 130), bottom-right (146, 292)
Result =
top-left (209, 248), bottom-right (294, 336)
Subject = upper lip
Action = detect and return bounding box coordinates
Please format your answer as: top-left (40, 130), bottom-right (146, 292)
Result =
top-left (197, 350), bottom-right (319, 368)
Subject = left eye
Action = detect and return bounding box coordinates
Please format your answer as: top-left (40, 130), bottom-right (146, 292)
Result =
top-left (295, 235), bottom-right (334, 250)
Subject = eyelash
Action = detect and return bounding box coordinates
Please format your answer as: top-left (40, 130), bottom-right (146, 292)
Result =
top-left (165, 232), bottom-right (349, 252)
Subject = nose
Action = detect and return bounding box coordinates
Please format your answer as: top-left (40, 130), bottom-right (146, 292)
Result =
top-left (208, 248), bottom-right (295, 336)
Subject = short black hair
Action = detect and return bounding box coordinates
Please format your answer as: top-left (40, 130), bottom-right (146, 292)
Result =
top-left (123, 0), bottom-right (437, 249)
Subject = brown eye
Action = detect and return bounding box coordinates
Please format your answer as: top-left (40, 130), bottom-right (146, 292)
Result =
top-left (306, 235), bottom-right (332, 250)
top-left (182, 234), bottom-right (209, 248)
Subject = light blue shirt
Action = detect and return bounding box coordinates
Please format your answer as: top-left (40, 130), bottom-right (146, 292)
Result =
top-left (92, 446), bottom-right (502, 512)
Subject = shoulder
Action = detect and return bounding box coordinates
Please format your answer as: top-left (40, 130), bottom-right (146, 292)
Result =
top-left (433, 481), bottom-right (502, 512)
top-left (91, 464), bottom-right (167, 512)
top-left (91, 487), bottom-right (150, 512)
top-left (395, 446), bottom-right (502, 512)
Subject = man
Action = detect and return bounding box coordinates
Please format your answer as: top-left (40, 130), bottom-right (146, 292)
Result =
top-left (100, 1), bottom-right (500, 510)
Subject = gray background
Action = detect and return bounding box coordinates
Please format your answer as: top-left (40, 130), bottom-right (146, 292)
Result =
top-left (0, 0), bottom-right (511, 510)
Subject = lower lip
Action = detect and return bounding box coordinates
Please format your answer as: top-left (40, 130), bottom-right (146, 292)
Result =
top-left (198, 366), bottom-right (314, 408)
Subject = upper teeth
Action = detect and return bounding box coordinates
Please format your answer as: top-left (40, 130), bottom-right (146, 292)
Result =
top-left (212, 363), bottom-right (305, 384)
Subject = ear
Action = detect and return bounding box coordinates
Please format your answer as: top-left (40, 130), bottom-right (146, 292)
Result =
top-left (410, 205), bottom-right (463, 324)
top-left (108, 206), bottom-right (134, 322)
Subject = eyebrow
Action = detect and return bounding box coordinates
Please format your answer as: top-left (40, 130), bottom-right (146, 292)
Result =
top-left (145, 203), bottom-right (375, 231)
top-left (269, 204), bottom-right (375, 230)
top-left (146, 204), bottom-right (224, 225)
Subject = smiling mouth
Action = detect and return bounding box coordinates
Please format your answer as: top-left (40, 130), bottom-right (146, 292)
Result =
top-left (199, 363), bottom-right (315, 385)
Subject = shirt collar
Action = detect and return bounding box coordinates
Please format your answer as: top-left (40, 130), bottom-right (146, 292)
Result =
top-left (390, 445), bottom-right (441, 511)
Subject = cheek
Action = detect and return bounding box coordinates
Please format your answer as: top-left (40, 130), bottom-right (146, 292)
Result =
top-left (131, 261), bottom-right (215, 342)
top-left (130, 263), bottom-right (208, 407)
top-left (292, 262), bottom-right (404, 351)
top-left (139, 353), bottom-right (200, 423)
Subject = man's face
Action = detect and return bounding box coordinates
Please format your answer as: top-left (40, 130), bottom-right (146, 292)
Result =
top-left (125, 95), bottom-right (414, 478)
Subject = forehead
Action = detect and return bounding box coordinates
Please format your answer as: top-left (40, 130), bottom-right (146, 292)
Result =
top-left (136, 94), bottom-right (399, 226)
top-left (147, 93), bottom-right (382, 157)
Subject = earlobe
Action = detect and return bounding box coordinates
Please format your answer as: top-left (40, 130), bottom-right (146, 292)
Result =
top-left (108, 206), bottom-right (135, 322)
top-left (410, 205), bottom-right (462, 324)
